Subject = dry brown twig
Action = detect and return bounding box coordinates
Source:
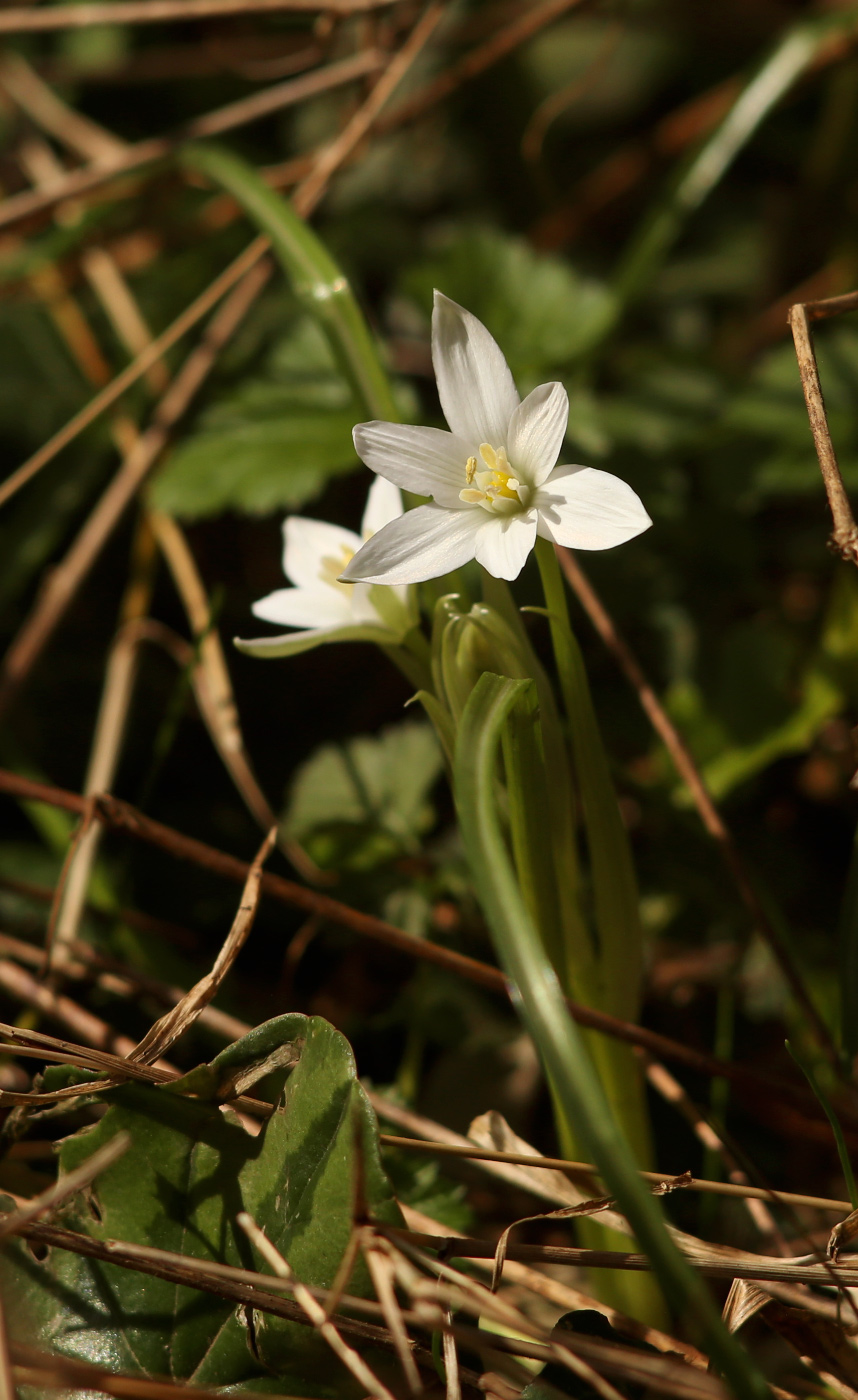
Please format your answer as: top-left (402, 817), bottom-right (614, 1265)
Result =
top-left (0, 1132), bottom-right (130, 1239)
top-left (0, 4), bottom-right (445, 731)
top-left (9, 1342), bottom-right (326, 1400)
top-left (0, 0), bottom-right (397, 33)
top-left (237, 1212), bottom-right (400, 1400)
top-left (127, 827), bottom-right (276, 1065)
top-left (0, 765), bottom-right (826, 1108)
top-left (787, 290), bottom-right (858, 564)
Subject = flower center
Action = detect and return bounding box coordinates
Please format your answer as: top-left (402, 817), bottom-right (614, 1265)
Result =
top-left (319, 543), bottom-right (355, 593)
top-left (459, 444), bottom-right (527, 515)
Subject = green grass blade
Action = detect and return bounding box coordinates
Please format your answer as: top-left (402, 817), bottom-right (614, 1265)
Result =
top-left (181, 143), bottom-right (398, 422)
top-left (786, 1040), bottom-right (858, 1209)
top-left (613, 8), bottom-right (858, 310)
top-left (535, 539), bottom-right (642, 1026)
top-left (454, 671), bottom-right (770, 1399)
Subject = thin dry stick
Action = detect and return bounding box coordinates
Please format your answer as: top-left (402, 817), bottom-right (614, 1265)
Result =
top-left (377, 1131), bottom-right (852, 1214)
top-left (0, 1299), bottom-right (14, 1400)
top-left (0, 255), bottom-right (272, 722)
top-left (399, 1204), bottom-right (707, 1367)
top-left (9, 1344), bottom-right (323, 1400)
top-left (238, 1212), bottom-right (399, 1400)
top-left (0, 929), bottom-right (248, 1042)
top-left (0, 960), bottom-right (178, 1073)
top-left (0, 12), bottom-right (445, 718)
top-left (0, 0), bottom-right (396, 31)
top-left (294, 0), bottom-right (446, 214)
top-left (642, 1056), bottom-right (787, 1246)
top-left (788, 293), bottom-right (858, 564)
top-left (128, 827), bottom-right (276, 1064)
top-left (387, 1226), bottom-right (858, 1288)
top-left (0, 48), bottom-right (384, 241)
top-left (0, 235), bottom-right (269, 515)
top-left (12, 71), bottom-right (312, 890)
top-left (50, 523), bottom-right (158, 967)
top-left (0, 767), bottom-right (828, 1108)
top-left (16, 133), bottom-right (168, 404)
top-left (0, 1133), bottom-right (130, 1239)
top-left (381, 0), bottom-right (583, 131)
top-left (361, 1234), bottom-right (423, 1395)
top-left (554, 543), bottom-right (840, 1068)
top-left (147, 510), bottom-right (321, 882)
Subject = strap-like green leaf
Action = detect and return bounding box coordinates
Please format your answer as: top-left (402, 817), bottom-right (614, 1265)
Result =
top-left (453, 672), bottom-right (769, 1400)
top-left (182, 143), bottom-right (398, 423)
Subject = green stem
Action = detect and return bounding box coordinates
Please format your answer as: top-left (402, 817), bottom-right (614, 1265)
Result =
top-left (454, 673), bottom-right (770, 1400)
top-left (181, 143), bottom-right (398, 423)
top-left (535, 538), bottom-right (643, 1026)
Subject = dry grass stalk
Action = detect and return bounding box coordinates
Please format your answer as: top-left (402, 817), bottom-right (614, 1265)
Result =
top-left (0, 251), bottom-right (272, 720)
top-left (380, 1129), bottom-right (852, 1214)
top-left (0, 0), bottom-right (397, 32)
top-left (0, 1299), bottom-right (15, 1400)
top-left (387, 1224), bottom-right (858, 1289)
top-left (788, 291), bottom-right (858, 564)
top-left (399, 1203), bottom-right (708, 1367)
top-left (147, 509), bottom-right (323, 883)
top-left (0, 50), bottom-right (383, 239)
top-left (0, 1132), bottom-right (130, 1238)
top-left (128, 827), bottom-right (276, 1065)
top-left (9, 1341), bottom-right (324, 1400)
top-left (0, 767), bottom-right (809, 1103)
top-left (237, 1212), bottom-right (400, 1400)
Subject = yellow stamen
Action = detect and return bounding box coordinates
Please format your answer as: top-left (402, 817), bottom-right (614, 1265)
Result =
top-left (320, 543), bottom-right (355, 592)
top-left (465, 455), bottom-right (477, 485)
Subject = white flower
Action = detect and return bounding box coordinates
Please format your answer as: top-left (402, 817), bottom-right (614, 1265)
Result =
top-left (341, 292), bottom-right (651, 585)
top-left (234, 476), bottom-right (415, 659)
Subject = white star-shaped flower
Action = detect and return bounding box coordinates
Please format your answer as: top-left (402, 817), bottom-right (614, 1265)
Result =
top-left (235, 476), bottom-right (414, 659)
top-left (341, 291), bottom-right (652, 585)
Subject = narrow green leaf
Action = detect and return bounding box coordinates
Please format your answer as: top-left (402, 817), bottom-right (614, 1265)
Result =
top-left (535, 539), bottom-right (643, 1026)
top-left (453, 672), bottom-right (769, 1400)
top-left (786, 1040), bottom-right (857, 1208)
top-left (613, 8), bottom-right (858, 310)
top-left (182, 143), bottom-right (398, 422)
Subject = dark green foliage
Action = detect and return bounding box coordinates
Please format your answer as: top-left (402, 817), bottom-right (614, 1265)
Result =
top-left (1, 1015), bottom-right (403, 1397)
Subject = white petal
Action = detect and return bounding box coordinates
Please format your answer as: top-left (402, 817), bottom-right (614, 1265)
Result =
top-left (252, 586), bottom-right (351, 630)
top-left (341, 504), bottom-right (482, 585)
top-left (507, 382), bottom-right (568, 487)
top-left (235, 621), bottom-right (395, 660)
top-left (350, 581), bottom-right (383, 624)
top-left (282, 517), bottom-right (360, 590)
top-left (474, 511), bottom-right (537, 581)
top-left (536, 466), bottom-right (652, 550)
top-left (353, 421), bottom-right (470, 508)
top-left (432, 291), bottom-right (519, 447)
top-left (360, 475), bottom-right (404, 538)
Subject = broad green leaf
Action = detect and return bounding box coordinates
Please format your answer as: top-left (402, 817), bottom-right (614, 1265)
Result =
top-left (283, 720), bottom-right (443, 870)
top-left (151, 317), bottom-right (359, 519)
top-left (2, 1013), bottom-right (402, 1398)
top-left (401, 229), bottom-right (615, 380)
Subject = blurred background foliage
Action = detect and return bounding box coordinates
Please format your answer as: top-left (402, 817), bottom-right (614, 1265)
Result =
top-left (3, 0), bottom-right (858, 1233)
